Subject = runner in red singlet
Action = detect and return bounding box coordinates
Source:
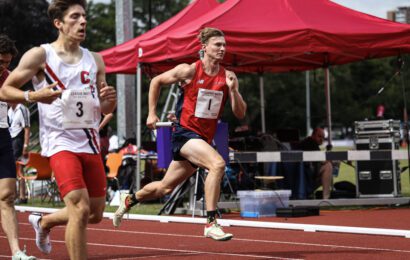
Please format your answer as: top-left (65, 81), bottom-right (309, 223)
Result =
top-left (113, 27), bottom-right (247, 241)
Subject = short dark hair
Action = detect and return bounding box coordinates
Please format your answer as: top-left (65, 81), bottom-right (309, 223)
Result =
top-left (48, 0), bottom-right (87, 21)
top-left (198, 27), bottom-right (224, 44)
top-left (0, 34), bottom-right (18, 57)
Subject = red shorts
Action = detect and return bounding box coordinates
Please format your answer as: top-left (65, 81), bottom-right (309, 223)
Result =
top-left (50, 151), bottom-right (106, 198)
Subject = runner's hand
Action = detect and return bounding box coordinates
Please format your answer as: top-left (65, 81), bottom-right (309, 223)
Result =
top-left (99, 82), bottom-right (117, 103)
top-left (226, 71), bottom-right (238, 92)
top-left (146, 114), bottom-right (160, 129)
top-left (32, 82), bottom-right (62, 104)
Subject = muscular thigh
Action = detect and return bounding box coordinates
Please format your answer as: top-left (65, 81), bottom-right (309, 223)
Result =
top-left (179, 139), bottom-right (224, 170)
top-left (161, 160), bottom-right (197, 189)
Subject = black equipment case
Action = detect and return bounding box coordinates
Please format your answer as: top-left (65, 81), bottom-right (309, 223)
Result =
top-left (354, 120), bottom-right (401, 197)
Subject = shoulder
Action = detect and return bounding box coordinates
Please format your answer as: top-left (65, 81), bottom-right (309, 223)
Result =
top-left (23, 47), bottom-right (46, 63)
top-left (90, 51), bottom-right (103, 63)
top-left (90, 51), bottom-right (105, 71)
top-left (225, 69), bottom-right (236, 78)
top-left (172, 62), bottom-right (196, 79)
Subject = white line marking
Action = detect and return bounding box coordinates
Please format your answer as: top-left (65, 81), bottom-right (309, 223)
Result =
top-left (0, 235), bottom-right (300, 260)
top-left (84, 227), bottom-right (410, 254)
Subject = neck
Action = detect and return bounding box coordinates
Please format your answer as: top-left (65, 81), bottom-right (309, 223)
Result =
top-left (202, 57), bottom-right (220, 76)
top-left (53, 35), bottom-right (81, 53)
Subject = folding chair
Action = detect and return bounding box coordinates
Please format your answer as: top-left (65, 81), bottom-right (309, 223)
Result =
top-left (106, 152), bottom-right (123, 190)
top-left (16, 152), bottom-right (56, 202)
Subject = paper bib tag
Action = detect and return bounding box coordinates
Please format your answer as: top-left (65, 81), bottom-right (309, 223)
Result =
top-left (0, 101), bottom-right (8, 128)
top-left (194, 88), bottom-right (223, 119)
top-left (62, 88), bottom-right (98, 129)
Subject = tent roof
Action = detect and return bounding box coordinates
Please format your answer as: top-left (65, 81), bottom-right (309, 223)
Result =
top-left (137, 0), bottom-right (410, 73)
top-left (100, 0), bottom-right (220, 74)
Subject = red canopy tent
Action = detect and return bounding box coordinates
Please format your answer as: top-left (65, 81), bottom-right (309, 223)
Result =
top-left (99, 0), bottom-right (220, 74)
top-left (138, 0), bottom-right (410, 73)
top-left (135, 0), bottom-right (410, 142)
top-left (101, 0), bottom-right (410, 188)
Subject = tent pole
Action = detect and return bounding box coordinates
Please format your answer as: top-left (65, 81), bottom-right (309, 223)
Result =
top-left (135, 63), bottom-right (142, 192)
top-left (259, 73), bottom-right (266, 133)
top-left (306, 71), bottom-right (311, 136)
top-left (324, 67), bottom-right (332, 148)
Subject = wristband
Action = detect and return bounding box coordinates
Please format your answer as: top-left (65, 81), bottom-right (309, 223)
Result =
top-left (24, 90), bottom-right (33, 103)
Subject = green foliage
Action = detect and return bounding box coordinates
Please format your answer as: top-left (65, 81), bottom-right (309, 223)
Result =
top-left (83, 1), bottom-right (116, 52)
top-left (0, 0), bottom-right (56, 68)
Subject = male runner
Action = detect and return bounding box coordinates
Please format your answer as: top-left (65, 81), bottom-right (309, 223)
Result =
top-left (0, 0), bottom-right (117, 259)
top-left (113, 27), bottom-right (246, 241)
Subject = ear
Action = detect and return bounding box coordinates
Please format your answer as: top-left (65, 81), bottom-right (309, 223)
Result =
top-left (53, 18), bottom-right (62, 29)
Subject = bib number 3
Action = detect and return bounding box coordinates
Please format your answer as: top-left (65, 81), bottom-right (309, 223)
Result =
top-left (62, 88), bottom-right (98, 129)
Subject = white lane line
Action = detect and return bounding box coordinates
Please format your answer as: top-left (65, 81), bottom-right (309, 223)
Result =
top-left (0, 235), bottom-right (300, 260)
top-left (16, 206), bottom-right (410, 238)
top-left (85, 227), bottom-right (410, 254)
top-left (16, 222), bottom-right (410, 254)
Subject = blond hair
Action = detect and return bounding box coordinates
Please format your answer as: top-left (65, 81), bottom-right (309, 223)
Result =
top-left (198, 27), bottom-right (224, 44)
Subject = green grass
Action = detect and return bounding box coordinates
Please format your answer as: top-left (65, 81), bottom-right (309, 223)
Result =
top-left (24, 197), bottom-right (165, 215)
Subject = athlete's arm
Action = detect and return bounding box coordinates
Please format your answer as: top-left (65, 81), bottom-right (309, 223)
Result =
top-left (0, 47), bottom-right (61, 103)
top-left (93, 52), bottom-right (117, 115)
top-left (146, 63), bottom-right (195, 129)
top-left (226, 70), bottom-right (246, 119)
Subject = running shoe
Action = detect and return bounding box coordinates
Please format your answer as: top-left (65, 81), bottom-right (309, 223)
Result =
top-left (12, 249), bottom-right (36, 260)
top-left (204, 221), bottom-right (233, 241)
top-left (28, 213), bottom-right (51, 254)
top-left (113, 193), bottom-right (132, 227)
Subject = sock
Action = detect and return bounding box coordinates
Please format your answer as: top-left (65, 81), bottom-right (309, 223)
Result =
top-left (207, 210), bottom-right (217, 224)
top-left (127, 193), bottom-right (139, 207)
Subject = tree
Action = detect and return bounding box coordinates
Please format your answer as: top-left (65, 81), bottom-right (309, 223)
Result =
top-left (0, 0), bottom-right (56, 68)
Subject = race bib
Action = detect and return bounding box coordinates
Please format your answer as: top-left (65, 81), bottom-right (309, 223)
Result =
top-left (195, 88), bottom-right (223, 119)
top-left (0, 101), bottom-right (8, 128)
top-left (62, 88), bottom-right (98, 129)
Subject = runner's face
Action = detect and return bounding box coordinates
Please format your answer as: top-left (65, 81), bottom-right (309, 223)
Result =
top-left (0, 53), bottom-right (12, 74)
top-left (204, 36), bottom-right (226, 61)
top-left (58, 4), bottom-right (87, 41)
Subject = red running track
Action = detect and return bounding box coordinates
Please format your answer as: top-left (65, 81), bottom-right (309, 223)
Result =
top-left (1, 208), bottom-right (410, 259)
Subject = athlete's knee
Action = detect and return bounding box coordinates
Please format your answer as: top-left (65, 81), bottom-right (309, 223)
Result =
top-left (69, 203), bottom-right (90, 225)
top-left (89, 211), bottom-right (103, 224)
top-left (208, 158), bottom-right (226, 177)
top-left (0, 189), bottom-right (15, 208)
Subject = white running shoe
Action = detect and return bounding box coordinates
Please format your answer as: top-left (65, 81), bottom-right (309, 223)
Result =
top-left (113, 193), bottom-right (132, 227)
top-left (204, 221), bottom-right (233, 241)
top-left (12, 250), bottom-right (36, 260)
top-left (28, 213), bottom-right (51, 254)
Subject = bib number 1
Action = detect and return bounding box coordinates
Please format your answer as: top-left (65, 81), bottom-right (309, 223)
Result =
top-left (195, 88), bottom-right (223, 119)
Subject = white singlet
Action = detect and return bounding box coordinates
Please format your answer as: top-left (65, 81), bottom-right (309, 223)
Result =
top-left (32, 44), bottom-right (101, 157)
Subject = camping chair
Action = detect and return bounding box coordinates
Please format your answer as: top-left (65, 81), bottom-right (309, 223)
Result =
top-left (106, 152), bottom-right (123, 190)
top-left (16, 152), bottom-right (57, 203)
